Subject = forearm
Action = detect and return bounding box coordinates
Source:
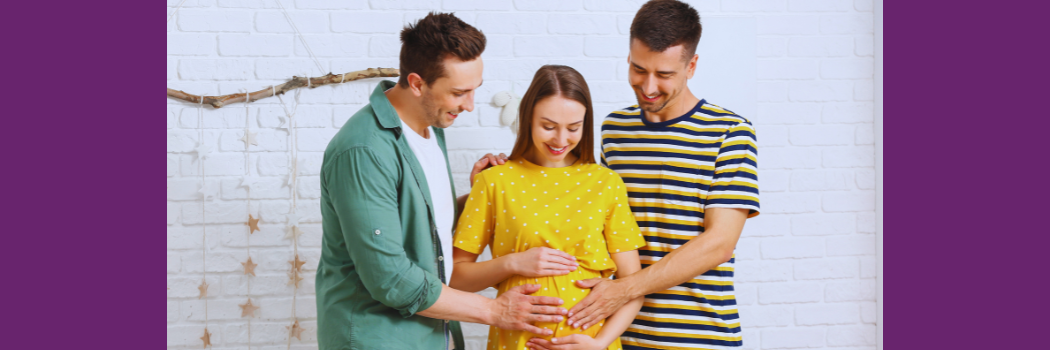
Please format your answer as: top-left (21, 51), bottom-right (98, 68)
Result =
top-left (592, 249), bottom-right (643, 345)
top-left (449, 254), bottom-right (517, 292)
top-left (416, 284), bottom-right (494, 324)
top-left (620, 227), bottom-right (740, 298)
top-left (593, 296), bottom-right (643, 346)
top-left (423, 283), bottom-right (567, 337)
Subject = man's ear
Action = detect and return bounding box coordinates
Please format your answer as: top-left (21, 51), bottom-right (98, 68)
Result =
top-left (407, 73), bottom-right (426, 97)
top-left (686, 54), bottom-right (699, 79)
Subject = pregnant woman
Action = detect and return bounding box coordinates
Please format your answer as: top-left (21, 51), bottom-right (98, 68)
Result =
top-left (451, 65), bottom-right (646, 350)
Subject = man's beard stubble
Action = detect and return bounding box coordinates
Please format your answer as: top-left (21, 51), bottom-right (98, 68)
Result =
top-left (636, 88), bottom-right (672, 115)
top-left (420, 92), bottom-right (451, 129)
top-left (639, 99), bottom-right (668, 114)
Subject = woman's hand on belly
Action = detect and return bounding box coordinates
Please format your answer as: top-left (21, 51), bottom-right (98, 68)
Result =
top-left (509, 247), bottom-right (579, 277)
top-left (526, 333), bottom-right (605, 350)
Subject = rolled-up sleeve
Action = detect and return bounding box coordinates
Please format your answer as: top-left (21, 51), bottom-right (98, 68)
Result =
top-left (325, 146), bottom-right (442, 317)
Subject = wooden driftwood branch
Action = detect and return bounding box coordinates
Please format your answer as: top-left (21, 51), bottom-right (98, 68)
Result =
top-left (166, 68), bottom-right (399, 108)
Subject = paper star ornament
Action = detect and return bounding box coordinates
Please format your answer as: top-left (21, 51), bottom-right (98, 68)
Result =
top-left (193, 142), bottom-right (213, 161)
top-left (240, 175), bottom-right (260, 191)
top-left (285, 212), bottom-right (302, 240)
top-left (197, 280), bottom-right (209, 299)
top-left (239, 298), bottom-right (260, 318)
top-left (290, 254), bottom-right (306, 272)
top-left (285, 226), bottom-right (304, 240)
top-left (287, 319), bottom-right (305, 341)
top-left (287, 269), bottom-right (303, 288)
top-left (247, 214), bottom-right (260, 234)
top-left (240, 130), bottom-right (258, 146)
top-left (198, 183), bottom-right (216, 201)
top-left (200, 328), bottom-right (212, 347)
top-left (286, 212), bottom-right (300, 228)
top-left (242, 256), bottom-right (257, 276)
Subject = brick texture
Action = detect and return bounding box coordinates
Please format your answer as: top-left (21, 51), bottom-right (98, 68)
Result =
top-left (167, 1), bottom-right (877, 349)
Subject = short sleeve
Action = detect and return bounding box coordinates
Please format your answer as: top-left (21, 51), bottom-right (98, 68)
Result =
top-left (602, 173), bottom-right (646, 253)
top-left (600, 120), bottom-right (611, 168)
top-left (600, 147), bottom-right (610, 168)
top-left (453, 170), bottom-right (494, 254)
top-left (707, 120), bottom-right (761, 217)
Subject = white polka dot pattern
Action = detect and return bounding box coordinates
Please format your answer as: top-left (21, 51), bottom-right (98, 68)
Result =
top-left (451, 158), bottom-right (646, 350)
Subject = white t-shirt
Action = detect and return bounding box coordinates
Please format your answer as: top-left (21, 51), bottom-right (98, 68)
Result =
top-left (399, 119), bottom-right (455, 283)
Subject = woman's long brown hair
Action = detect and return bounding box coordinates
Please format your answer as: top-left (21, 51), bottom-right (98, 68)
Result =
top-left (508, 65), bottom-right (596, 164)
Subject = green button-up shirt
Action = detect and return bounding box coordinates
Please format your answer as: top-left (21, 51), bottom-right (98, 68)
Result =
top-left (316, 80), bottom-right (463, 350)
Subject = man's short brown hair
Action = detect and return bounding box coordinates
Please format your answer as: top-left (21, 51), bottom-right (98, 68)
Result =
top-left (630, 0), bottom-right (702, 60)
top-left (398, 12), bottom-right (486, 88)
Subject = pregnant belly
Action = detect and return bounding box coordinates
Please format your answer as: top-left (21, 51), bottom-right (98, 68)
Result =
top-left (497, 266), bottom-right (608, 339)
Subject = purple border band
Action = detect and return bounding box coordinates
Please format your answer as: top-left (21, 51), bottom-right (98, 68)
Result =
top-left (886, 1), bottom-right (1050, 348)
top-left (3, 1), bottom-right (1048, 348)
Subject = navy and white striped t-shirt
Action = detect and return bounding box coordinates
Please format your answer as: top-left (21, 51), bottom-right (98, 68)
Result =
top-left (601, 100), bottom-right (760, 350)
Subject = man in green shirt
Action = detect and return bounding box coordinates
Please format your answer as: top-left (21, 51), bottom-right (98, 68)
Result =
top-left (316, 13), bottom-right (567, 350)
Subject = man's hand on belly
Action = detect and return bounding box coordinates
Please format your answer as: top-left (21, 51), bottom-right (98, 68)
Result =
top-left (490, 284), bottom-right (569, 336)
top-left (567, 278), bottom-right (631, 330)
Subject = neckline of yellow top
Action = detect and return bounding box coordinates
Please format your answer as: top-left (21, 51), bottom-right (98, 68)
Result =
top-left (513, 155), bottom-right (583, 171)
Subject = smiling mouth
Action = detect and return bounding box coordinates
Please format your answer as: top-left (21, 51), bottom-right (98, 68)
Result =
top-left (447, 112), bottom-right (458, 119)
top-left (641, 93), bottom-right (660, 102)
top-left (546, 144), bottom-right (567, 155)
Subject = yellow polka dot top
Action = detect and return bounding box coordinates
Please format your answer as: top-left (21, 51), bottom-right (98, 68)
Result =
top-left (454, 158), bottom-right (647, 279)
top-left (455, 158), bottom-right (647, 348)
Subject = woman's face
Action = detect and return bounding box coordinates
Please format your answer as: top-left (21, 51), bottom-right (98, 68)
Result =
top-left (527, 95), bottom-right (586, 166)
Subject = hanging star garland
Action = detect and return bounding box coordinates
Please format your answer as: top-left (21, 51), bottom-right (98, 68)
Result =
top-left (198, 182), bottom-right (217, 201)
top-left (200, 328), bottom-right (212, 348)
top-left (285, 226), bottom-right (304, 240)
top-left (290, 254), bottom-right (306, 272)
top-left (247, 214), bottom-right (260, 234)
top-left (287, 319), bottom-right (305, 341)
top-left (285, 211), bottom-right (300, 235)
top-left (239, 130), bottom-right (259, 146)
top-left (239, 298), bottom-right (260, 318)
top-left (285, 211), bottom-right (303, 240)
top-left (198, 280), bottom-right (209, 299)
top-left (287, 268), bottom-right (303, 288)
top-left (242, 256), bottom-right (257, 276)
top-left (193, 142), bottom-right (213, 161)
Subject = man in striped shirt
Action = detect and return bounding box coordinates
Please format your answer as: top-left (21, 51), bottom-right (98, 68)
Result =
top-left (564, 1), bottom-right (760, 349)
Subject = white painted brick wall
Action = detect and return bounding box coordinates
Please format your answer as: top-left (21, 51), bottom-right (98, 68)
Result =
top-left (167, 1), bottom-right (876, 349)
